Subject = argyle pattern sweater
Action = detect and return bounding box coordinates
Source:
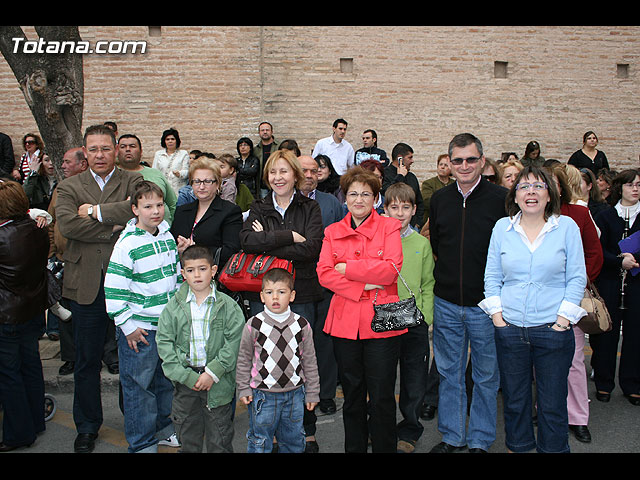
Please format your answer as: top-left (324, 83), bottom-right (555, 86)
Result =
top-left (236, 309), bottom-right (320, 403)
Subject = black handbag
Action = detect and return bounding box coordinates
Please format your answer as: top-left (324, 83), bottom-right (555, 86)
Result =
top-left (371, 263), bottom-right (424, 333)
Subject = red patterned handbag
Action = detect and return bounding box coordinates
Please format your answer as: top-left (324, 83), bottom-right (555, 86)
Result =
top-left (218, 251), bottom-right (295, 292)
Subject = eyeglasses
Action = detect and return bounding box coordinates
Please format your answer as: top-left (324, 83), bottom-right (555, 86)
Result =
top-left (24, 140), bottom-right (36, 145)
top-left (86, 146), bottom-right (114, 154)
top-left (450, 156), bottom-right (481, 166)
top-left (515, 182), bottom-right (547, 191)
top-left (346, 191), bottom-right (374, 199)
top-left (191, 179), bottom-right (217, 186)
top-left (623, 182), bottom-right (640, 189)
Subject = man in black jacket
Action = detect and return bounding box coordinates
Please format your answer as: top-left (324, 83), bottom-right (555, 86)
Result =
top-left (382, 143), bottom-right (425, 229)
top-left (428, 133), bottom-right (507, 454)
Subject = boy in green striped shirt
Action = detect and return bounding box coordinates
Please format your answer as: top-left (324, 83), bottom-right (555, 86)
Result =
top-left (105, 181), bottom-right (181, 453)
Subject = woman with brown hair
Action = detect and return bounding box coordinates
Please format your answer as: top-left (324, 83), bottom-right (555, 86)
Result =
top-left (592, 169), bottom-right (640, 407)
top-left (317, 166), bottom-right (404, 453)
top-left (0, 180), bottom-right (50, 451)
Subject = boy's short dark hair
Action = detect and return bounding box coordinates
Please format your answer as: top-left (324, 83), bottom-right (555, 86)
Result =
top-left (262, 268), bottom-right (294, 291)
top-left (384, 182), bottom-right (416, 207)
top-left (131, 180), bottom-right (164, 208)
top-left (181, 244), bottom-right (215, 267)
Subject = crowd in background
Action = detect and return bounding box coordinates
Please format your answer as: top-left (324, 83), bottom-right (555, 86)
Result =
top-left (0, 119), bottom-right (638, 454)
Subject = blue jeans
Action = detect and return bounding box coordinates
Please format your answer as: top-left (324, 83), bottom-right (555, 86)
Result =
top-left (495, 321), bottom-right (575, 453)
top-left (246, 387), bottom-right (306, 453)
top-left (432, 296), bottom-right (500, 450)
top-left (117, 328), bottom-right (174, 453)
top-left (0, 314), bottom-right (45, 447)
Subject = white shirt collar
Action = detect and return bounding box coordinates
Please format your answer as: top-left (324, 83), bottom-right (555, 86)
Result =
top-left (89, 167), bottom-right (116, 189)
top-left (456, 176), bottom-right (482, 199)
top-left (507, 212), bottom-right (559, 252)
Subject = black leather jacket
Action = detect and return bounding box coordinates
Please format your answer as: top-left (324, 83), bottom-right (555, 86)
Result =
top-left (0, 215), bottom-right (50, 324)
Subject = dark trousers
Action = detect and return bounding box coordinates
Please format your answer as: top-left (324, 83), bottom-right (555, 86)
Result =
top-left (69, 276), bottom-right (113, 434)
top-left (333, 335), bottom-right (400, 453)
top-left (0, 313), bottom-right (46, 447)
top-left (591, 278), bottom-right (640, 395)
top-left (314, 290), bottom-right (338, 401)
top-left (397, 321), bottom-right (430, 443)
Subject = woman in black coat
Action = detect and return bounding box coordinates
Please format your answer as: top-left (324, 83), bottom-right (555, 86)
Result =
top-left (170, 157), bottom-right (243, 270)
top-left (239, 149), bottom-right (324, 313)
top-left (235, 137), bottom-right (261, 197)
top-left (0, 180), bottom-right (50, 451)
top-left (592, 169), bottom-right (640, 406)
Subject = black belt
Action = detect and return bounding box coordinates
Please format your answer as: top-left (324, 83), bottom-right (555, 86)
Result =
top-left (189, 366), bottom-right (205, 374)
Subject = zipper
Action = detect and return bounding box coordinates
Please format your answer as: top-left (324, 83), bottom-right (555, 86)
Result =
top-left (459, 196), bottom-right (466, 305)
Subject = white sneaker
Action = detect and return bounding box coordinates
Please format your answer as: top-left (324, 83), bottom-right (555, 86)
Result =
top-left (49, 302), bottom-right (72, 321)
top-left (159, 433), bottom-right (180, 447)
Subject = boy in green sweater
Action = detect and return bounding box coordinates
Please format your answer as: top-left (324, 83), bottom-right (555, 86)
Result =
top-left (157, 244), bottom-right (245, 452)
top-left (383, 182), bottom-right (435, 453)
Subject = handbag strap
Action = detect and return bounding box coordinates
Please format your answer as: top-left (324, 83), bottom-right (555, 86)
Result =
top-left (373, 262), bottom-right (415, 303)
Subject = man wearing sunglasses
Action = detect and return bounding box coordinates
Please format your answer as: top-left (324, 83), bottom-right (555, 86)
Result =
top-left (428, 133), bottom-right (508, 453)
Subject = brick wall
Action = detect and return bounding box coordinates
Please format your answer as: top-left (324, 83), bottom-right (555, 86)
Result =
top-left (1, 25), bottom-right (638, 183)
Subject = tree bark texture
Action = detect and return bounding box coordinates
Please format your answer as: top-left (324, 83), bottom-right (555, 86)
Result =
top-left (0, 26), bottom-right (84, 176)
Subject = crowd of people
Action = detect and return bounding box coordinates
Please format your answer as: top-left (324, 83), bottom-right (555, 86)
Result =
top-left (0, 118), bottom-right (638, 454)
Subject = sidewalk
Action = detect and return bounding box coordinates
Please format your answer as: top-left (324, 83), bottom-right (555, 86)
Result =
top-left (39, 337), bottom-right (120, 392)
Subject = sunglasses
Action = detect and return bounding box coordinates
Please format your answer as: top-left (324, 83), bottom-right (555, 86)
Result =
top-left (450, 156), bottom-right (481, 166)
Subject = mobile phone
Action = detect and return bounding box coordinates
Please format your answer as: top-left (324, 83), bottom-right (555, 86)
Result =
top-left (398, 157), bottom-right (403, 167)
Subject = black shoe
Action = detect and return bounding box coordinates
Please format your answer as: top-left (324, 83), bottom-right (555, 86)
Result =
top-left (305, 440), bottom-right (320, 453)
top-left (318, 399), bottom-right (336, 415)
top-left (569, 425), bottom-right (592, 443)
top-left (429, 441), bottom-right (465, 453)
top-left (468, 447), bottom-right (487, 453)
top-left (58, 361), bottom-right (75, 376)
top-left (74, 433), bottom-right (98, 453)
top-left (595, 391), bottom-right (611, 402)
top-left (106, 363), bottom-right (119, 375)
top-left (0, 441), bottom-right (33, 452)
top-left (624, 394), bottom-right (640, 406)
top-left (420, 404), bottom-right (436, 420)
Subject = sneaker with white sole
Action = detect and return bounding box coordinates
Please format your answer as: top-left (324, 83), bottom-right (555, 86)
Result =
top-left (158, 433), bottom-right (180, 447)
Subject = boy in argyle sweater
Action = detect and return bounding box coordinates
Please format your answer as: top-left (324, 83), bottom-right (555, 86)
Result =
top-left (236, 268), bottom-right (320, 453)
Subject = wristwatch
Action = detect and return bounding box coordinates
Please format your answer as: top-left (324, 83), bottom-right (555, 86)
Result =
top-left (87, 205), bottom-right (94, 217)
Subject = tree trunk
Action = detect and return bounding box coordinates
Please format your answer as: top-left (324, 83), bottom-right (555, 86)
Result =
top-left (0, 26), bottom-right (84, 177)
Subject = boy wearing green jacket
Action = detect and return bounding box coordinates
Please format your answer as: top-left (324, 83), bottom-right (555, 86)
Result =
top-left (383, 182), bottom-right (435, 453)
top-left (157, 244), bottom-right (245, 453)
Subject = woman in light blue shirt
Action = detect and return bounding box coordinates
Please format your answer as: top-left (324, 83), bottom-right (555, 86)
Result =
top-left (479, 165), bottom-right (587, 453)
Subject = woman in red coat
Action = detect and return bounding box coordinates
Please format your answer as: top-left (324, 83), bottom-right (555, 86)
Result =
top-left (317, 166), bottom-right (404, 453)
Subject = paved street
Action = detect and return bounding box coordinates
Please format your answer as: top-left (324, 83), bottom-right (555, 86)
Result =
top-left (1, 335), bottom-right (639, 454)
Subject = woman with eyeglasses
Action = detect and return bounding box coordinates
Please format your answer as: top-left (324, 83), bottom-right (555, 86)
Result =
top-left (480, 165), bottom-right (587, 453)
top-left (591, 169), bottom-right (640, 407)
top-left (316, 166), bottom-right (404, 453)
top-left (568, 131), bottom-right (610, 175)
top-left (170, 157), bottom-right (242, 270)
top-left (18, 133), bottom-right (45, 182)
